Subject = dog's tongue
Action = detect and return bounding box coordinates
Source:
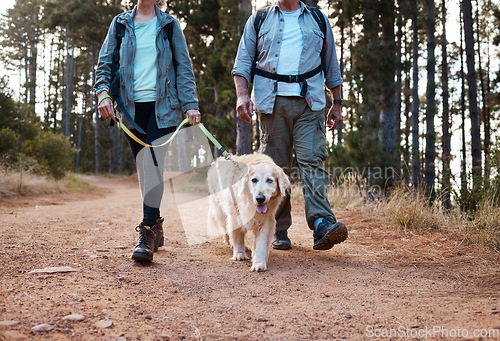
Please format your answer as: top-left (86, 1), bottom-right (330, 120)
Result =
top-left (256, 204), bottom-right (268, 214)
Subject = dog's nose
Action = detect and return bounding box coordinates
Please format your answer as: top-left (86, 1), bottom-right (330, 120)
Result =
top-left (256, 194), bottom-right (265, 204)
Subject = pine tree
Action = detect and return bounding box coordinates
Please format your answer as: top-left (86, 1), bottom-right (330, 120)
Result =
top-left (441, 0), bottom-right (451, 209)
top-left (462, 0), bottom-right (482, 189)
top-left (424, 0), bottom-right (436, 192)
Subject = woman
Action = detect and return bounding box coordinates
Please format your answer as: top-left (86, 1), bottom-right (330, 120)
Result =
top-left (94, 0), bottom-right (201, 263)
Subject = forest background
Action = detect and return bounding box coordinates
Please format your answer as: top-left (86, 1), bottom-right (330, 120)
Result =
top-left (0, 0), bottom-right (499, 250)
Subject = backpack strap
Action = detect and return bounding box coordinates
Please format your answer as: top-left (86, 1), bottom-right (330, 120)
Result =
top-left (250, 7), bottom-right (269, 83)
top-left (111, 22), bottom-right (125, 87)
top-left (307, 6), bottom-right (327, 66)
top-left (250, 6), bottom-right (328, 84)
top-left (109, 21), bottom-right (146, 134)
top-left (162, 22), bottom-right (176, 74)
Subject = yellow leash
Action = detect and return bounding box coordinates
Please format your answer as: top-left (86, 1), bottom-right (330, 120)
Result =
top-left (117, 118), bottom-right (189, 148)
top-left (117, 117), bottom-right (232, 160)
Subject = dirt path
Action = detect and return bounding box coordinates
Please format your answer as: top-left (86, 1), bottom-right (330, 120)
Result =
top-left (1, 175), bottom-right (499, 341)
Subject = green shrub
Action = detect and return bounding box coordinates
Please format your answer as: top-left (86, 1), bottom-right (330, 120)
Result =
top-left (22, 131), bottom-right (77, 178)
top-left (0, 127), bottom-right (19, 155)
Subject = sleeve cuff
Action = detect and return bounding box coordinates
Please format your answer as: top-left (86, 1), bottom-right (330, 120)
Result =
top-left (231, 70), bottom-right (251, 84)
top-left (182, 102), bottom-right (199, 112)
top-left (326, 79), bottom-right (343, 90)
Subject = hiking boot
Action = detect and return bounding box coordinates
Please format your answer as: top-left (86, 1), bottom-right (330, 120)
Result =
top-left (313, 217), bottom-right (348, 250)
top-left (153, 217), bottom-right (165, 252)
top-left (272, 230), bottom-right (292, 250)
top-left (131, 223), bottom-right (155, 262)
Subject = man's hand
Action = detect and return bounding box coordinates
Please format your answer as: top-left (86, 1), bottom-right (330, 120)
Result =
top-left (236, 95), bottom-right (254, 123)
top-left (97, 91), bottom-right (116, 121)
top-left (326, 103), bottom-right (342, 131)
top-left (186, 109), bottom-right (202, 125)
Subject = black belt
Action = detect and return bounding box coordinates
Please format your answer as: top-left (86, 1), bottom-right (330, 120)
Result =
top-left (252, 64), bottom-right (324, 97)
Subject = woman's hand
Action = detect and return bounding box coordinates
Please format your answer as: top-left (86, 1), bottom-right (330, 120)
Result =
top-left (186, 109), bottom-right (202, 125)
top-left (97, 91), bottom-right (116, 121)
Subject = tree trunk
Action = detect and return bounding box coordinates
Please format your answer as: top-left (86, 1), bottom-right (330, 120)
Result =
top-left (236, 0), bottom-right (252, 155)
top-left (65, 27), bottom-right (75, 138)
top-left (459, 4), bottom-right (467, 197)
top-left (336, 13), bottom-right (345, 146)
top-left (462, 0), bottom-right (482, 189)
top-left (411, 15), bottom-right (420, 189)
top-left (394, 0), bottom-right (403, 180)
top-left (475, 0), bottom-right (490, 181)
top-left (92, 43), bottom-right (102, 175)
top-left (28, 12), bottom-right (38, 109)
top-left (380, 0), bottom-right (397, 181)
top-left (424, 0), bottom-right (436, 193)
top-left (441, 0), bottom-right (451, 209)
top-left (75, 77), bottom-right (87, 172)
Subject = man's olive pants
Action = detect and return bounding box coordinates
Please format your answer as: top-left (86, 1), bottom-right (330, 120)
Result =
top-left (258, 96), bottom-right (335, 231)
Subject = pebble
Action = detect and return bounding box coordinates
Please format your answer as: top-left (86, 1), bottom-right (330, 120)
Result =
top-left (345, 313), bottom-right (352, 319)
top-left (0, 320), bottom-right (20, 327)
top-left (32, 323), bottom-right (54, 332)
top-left (62, 314), bottom-right (85, 322)
top-left (96, 249), bottom-right (110, 252)
top-left (29, 266), bottom-right (78, 274)
top-left (95, 318), bottom-right (113, 329)
top-left (114, 246), bottom-right (128, 249)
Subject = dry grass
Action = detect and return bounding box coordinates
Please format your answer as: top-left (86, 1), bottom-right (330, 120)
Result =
top-left (462, 195), bottom-right (500, 252)
top-left (382, 187), bottom-right (455, 232)
top-left (0, 167), bottom-right (93, 198)
top-left (291, 173), bottom-right (499, 252)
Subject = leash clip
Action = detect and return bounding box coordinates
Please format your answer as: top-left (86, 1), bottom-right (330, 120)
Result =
top-left (225, 153), bottom-right (241, 169)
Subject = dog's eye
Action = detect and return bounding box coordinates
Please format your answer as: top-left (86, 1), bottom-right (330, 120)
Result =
top-left (266, 178), bottom-right (274, 184)
top-left (251, 178), bottom-right (258, 183)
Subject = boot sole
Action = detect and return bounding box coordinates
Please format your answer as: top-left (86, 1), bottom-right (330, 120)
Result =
top-left (131, 251), bottom-right (153, 262)
top-left (313, 222), bottom-right (348, 250)
top-left (272, 241), bottom-right (292, 250)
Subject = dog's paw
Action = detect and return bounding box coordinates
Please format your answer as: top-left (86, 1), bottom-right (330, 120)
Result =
top-left (250, 262), bottom-right (267, 272)
top-left (232, 252), bottom-right (248, 261)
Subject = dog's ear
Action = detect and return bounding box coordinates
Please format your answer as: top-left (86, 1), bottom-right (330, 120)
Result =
top-left (277, 168), bottom-right (290, 197)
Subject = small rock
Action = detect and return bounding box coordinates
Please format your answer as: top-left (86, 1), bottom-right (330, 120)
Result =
top-left (102, 309), bottom-right (115, 315)
top-left (1, 330), bottom-right (28, 340)
top-left (95, 318), bottom-right (113, 329)
top-left (123, 332), bottom-right (139, 340)
top-left (160, 334), bottom-right (170, 341)
top-left (345, 313), bottom-right (352, 319)
top-left (257, 318), bottom-right (268, 322)
top-left (62, 314), bottom-right (85, 322)
top-left (29, 266), bottom-right (78, 274)
top-left (114, 246), bottom-right (128, 250)
top-left (0, 320), bottom-right (20, 327)
top-left (32, 323), bottom-right (54, 332)
top-left (145, 315), bottom-right (152, 320)
top-left (96, 249), bottom-right (109, 252)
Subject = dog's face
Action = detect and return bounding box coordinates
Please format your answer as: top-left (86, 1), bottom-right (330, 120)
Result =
top-left (244, 163), bottom-right (290, 214)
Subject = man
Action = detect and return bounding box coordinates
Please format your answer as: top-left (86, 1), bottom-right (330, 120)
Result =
top-left (232, 0), bottom-right (347, 250)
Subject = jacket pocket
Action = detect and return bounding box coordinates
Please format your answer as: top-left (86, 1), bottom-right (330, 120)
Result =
top-left (312, 29), bottom-right (324, 53)
top-left (167, 81), bottom-right (180, 109)
top-left (257, 27), bottom-right (272, 59)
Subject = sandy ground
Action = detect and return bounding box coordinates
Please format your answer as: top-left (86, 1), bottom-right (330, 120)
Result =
top-left (0, 175), bottom-right (499, 341)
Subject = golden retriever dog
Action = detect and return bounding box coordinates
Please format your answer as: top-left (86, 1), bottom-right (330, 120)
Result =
top-left (207, 153), bottom-right (290, 272)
